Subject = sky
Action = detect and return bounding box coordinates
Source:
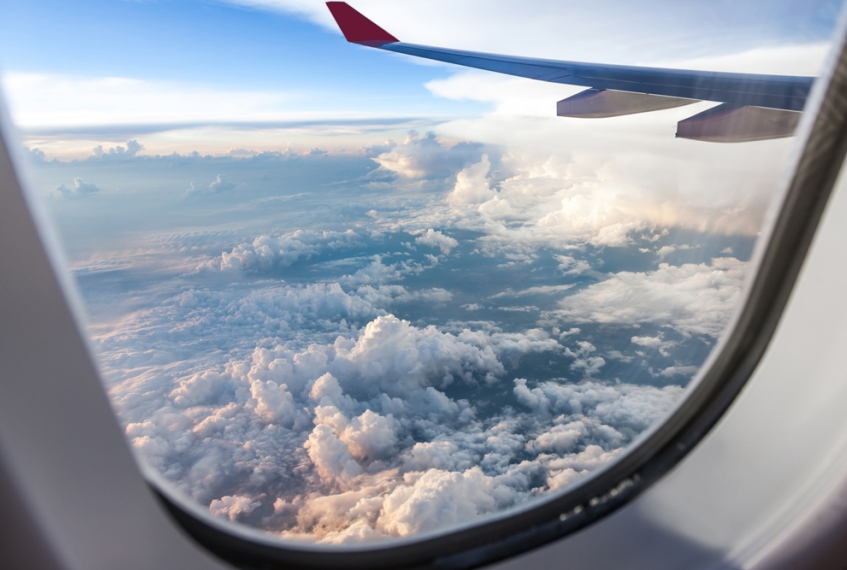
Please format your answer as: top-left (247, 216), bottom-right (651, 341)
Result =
top-left (1, 0), bottom-right (844, 546)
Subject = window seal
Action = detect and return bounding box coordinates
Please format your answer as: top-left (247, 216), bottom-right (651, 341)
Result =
top-left (143, 17), bottom-right (847, 570)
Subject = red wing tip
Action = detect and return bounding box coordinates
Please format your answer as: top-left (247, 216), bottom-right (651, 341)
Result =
top-left (326, 2), bottom-right (399, 46)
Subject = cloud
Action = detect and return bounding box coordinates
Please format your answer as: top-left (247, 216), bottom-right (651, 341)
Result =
top-left (209, 174), bottom-right (237, 193)
top-left (354, 285), bottom-right (452, 307)
top-left (40, 125), bottom-right (758, 543)
top-left (209, 495), bottom-right (262, 521)
top-left (564, 341), bottom-right (606, 377)
top-left (377, 467), bottom-right (512, 537)
top-left (477, 195), bottom-right (514, 217)
top-left (337, 409), bottom-right (399, 461)
top-left (414, 229), bottom-right (458, 255)
top-left (513, 378), bottom-right (684, 437)
top-left (93, 139), bottom-right (144, 159)
top-left (205, 230), bottom-right (361, 272)
top-left (55, 177), bottom-right (100, 199)
top-left (631, 334), bottom-right (676, 357)
top-left (418, 76), bottom-right (797, 249)
top-left (490, 284), bottom-right (574, 299)
top-left (546, 257), bottom-right (747, 337)
top-left (446, 155), bottom-right (496, 205)
top-left (105, 253), bottom-right (681, 542)
top-left (656, 245), bottom-right (676, 259)
top-left (117, 329), bottom-right (679, 542)
top-left (555, 255), bottom-right (592, 276)
top-left (656, 365), bottom-right (700, 378)
top-left (185, 174), bottom-right (238, 195)
top-left (2, 72), bottom-right (301, 129)
top-left (339, 256), bottom-right (426, 287)
top-left (365, 129), bottom-right (779, 266)
top-left (372, 131), bottom-right (486, 179)
top-left (327, 315), bottom-right (507, 395)
top-left (305, 424), bottom-right (364, 483)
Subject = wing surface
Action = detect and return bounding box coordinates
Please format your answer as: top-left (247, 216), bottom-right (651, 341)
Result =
top-left (326, 1), bottom-right (814, 141)
top-left (384, 43), bottom-right (811, 111)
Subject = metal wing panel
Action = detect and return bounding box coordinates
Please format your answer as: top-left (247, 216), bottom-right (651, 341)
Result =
top-left (382, 42), bottom-right (814, 111)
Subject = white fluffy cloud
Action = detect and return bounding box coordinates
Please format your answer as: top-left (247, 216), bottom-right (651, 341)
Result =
top-left (446, 155), bottom-right (496, 205)
top-left (209, 495), bottom-right (262, 521)
top-left (414, 229), bottom-right (458, 255)
top-left (372, 131), bottom-right (486, 179)
top-left (69, 199), bottom-right (745, 542)
top-left (205, 230), bottom-right (361, 272)
top-left (121, 327), bottom-right (682, 541)
top-left (547, 257), bottom-right (747, 337)
top-left (105, 256), bottom-right (683, 543)
top-left (370, 134), bottom-right (780, 265)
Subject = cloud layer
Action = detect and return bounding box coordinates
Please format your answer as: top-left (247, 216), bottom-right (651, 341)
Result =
top-left (35, 131), bottom-right (758, 543)
top-left (118, 307), bottom-right (684, 542)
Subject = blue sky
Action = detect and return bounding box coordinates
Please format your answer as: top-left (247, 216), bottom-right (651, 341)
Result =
top-left (0, 0), bottom-right (485, 134)
top-left (0, 0), bottom-right (426, 86)
top-left (1, 0), bottom-right (841, 81)
top-left (0, 0), bottom-right (842, 155)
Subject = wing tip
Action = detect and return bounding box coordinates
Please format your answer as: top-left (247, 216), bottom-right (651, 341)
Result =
top-left (326, 2), bottom-right (399, 46)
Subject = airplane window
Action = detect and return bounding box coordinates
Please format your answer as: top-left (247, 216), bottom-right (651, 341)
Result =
top-left (0, 0), bottom-right (842, 559)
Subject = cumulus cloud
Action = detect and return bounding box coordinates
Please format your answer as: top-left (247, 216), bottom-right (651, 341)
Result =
top-left (556, 255), bottom-right (592, 276)
top-left (210, 174), bottom-right (237, 193)
top-left (123, 329), bottom-right (681, 541)
top-left (631, 334), bottom-right (676, 357)
top-left (354, 285), bottom-right (452, 307)
top-left (104, 253), bottom-right (683, 544)
top-left (656, 365), bottom-right (700, 378)
top-left (186, 174), bottom-right (238, 195)
top-left (564, 341), bottom-right (605, 377)
top-left (377, 467), bottom-right (511, 536)
top-left (546, 257), bottom-right (747, 337)
top-left (55, 177), bottom-right (100, 199)
top-left (93, 139), bottom-right (143, 159)
top-left (446, 155), bottom-right (496, 205)
top-left (305, 424), bottom-right (364, 483)
top-left (67, 200), bottom-right (741, 543)
top-left (513, 378), bottom-right (684, 437)
top-left (372, 131), bottom-right (486, 179)
top-left (209, 495), bottom-right (262, 521)
top-left (205, 230), bottom-right (361, 272)
top-left (414, 229), bottom-right (458, 255)
top-left (490, 284), bottom-right (574, 299)
top-left (367, 129), bottom-right (777, 266)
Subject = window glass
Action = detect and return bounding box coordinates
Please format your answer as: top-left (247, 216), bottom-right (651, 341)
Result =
top-left (0, 0), bottom-right (841, 545)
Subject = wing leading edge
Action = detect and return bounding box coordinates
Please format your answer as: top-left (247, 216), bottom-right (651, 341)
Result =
top-left (325, 1), bottom-right (813, 142)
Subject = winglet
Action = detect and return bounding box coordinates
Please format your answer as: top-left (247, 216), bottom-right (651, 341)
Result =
top-left (326, 2), bottom-right (399, 47)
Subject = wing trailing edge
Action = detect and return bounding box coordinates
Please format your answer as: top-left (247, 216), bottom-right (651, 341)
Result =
top-left (676, 104), bottom-right (802, 143)
top-left (325, 2), bottom-right (814, 142)
top-left (557, 89), bottom-right (696, 118)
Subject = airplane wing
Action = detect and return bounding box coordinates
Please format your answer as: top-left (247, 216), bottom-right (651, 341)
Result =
top-left (325, 1), bottom-right (815, 142)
